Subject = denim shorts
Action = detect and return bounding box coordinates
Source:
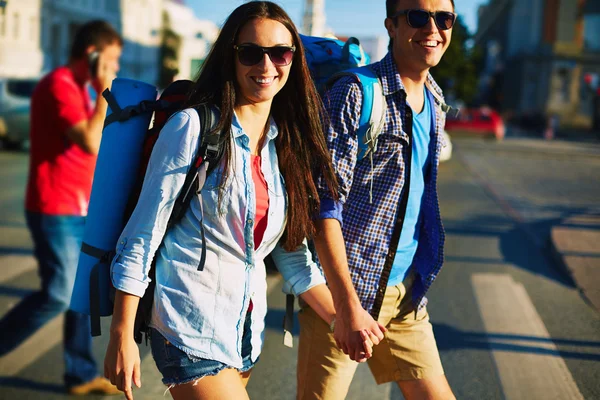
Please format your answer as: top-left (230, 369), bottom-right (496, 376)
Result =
top-left (150, 311), bottom-right (255, 385)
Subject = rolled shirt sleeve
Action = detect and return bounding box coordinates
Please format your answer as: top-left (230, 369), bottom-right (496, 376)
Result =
top-left (270, 239), bottom-right (326, 297)
top-left (110, 110), bottom-right (200, 297)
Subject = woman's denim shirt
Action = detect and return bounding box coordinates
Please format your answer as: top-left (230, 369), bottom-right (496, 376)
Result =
top-left (110, 109), bottom-right (325, 369)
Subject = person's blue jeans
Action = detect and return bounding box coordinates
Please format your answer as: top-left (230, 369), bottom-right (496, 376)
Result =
top-left (0, 212), bottom-right (98, 387)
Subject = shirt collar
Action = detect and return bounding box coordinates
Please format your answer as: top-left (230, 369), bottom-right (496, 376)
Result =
top-left (232, 111), bottom-right (279, 141)
top-left (378, 52), bottom-right (445, 102)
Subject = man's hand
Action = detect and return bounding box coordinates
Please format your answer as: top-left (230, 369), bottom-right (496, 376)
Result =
top-left (333, 300), bottom-right (386, 363)
top-left (93, 52), bottom-right (117, 94)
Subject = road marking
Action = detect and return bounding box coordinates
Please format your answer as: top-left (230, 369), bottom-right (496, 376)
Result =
top-left (0, 254), bottom-right (36, 283)
top-left (472, 273), bottom-right (584, 400)
top-left (0, 314), bottom-right (63, 376)
top-left (0, 254), bottom-right (64, 377)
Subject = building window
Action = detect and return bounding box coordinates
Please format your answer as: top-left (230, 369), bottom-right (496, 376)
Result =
top-left (13, 12), bottom-right (19, 39)
top-left (584, 15), bottom-right (600, 51)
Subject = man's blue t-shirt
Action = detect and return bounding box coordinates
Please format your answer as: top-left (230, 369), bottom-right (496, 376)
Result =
top-left (387, 87), bottom-right (433, 287)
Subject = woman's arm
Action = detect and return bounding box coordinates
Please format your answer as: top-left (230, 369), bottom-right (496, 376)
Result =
top-left (270, 241), bottom-right (374, 358)
top-left (104, 290), bottom-right (142, 400)
top-left (298, 283), bottom-right (335, 327)
top-left (298, 283), bottom-right (373, 358)
top-left (111, 110), bottom-right (201, 298)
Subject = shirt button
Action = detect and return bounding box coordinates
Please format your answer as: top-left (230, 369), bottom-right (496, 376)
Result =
top-left (247, 242), bottom-right (252, 248)
top-left (248, 219), bottom-right (254, 225)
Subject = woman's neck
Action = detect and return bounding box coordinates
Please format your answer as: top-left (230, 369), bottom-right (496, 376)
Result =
top-left (234, 101), bottom-right (272, 155)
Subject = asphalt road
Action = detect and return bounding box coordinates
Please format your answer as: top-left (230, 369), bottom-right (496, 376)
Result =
top-left (0, 135), bottom-right (599, 399)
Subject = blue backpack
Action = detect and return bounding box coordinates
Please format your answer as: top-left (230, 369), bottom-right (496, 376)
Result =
top-left (300, 34), bottom-right (387, 203)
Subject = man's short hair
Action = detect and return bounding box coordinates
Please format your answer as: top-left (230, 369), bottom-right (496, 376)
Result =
top-left (386, 0), bottom-right (455, 18)
top-left (69, 20), bottom-right (123, 60)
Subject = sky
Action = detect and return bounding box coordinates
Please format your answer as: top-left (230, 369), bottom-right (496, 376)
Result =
top-left (187, 0), bottom-right (488, 37)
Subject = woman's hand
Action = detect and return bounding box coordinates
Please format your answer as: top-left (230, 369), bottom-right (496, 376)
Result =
top-left (104, 330), bottom-right (141, 400)
top-left (104, 290), bottom-right (143, 400)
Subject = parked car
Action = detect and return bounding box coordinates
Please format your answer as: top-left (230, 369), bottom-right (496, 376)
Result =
top-left (0, 77), bottom-right (39, 149)
top-left (439, 129), bottom-right (452, 162)
top-left (445, 107), bottom-right (505, 140)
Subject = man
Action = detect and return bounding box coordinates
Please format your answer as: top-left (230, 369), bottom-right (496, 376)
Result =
top-left (299, 1), bottom-right (457, 399)
top-left (0, 20), bottom-right (122, 395)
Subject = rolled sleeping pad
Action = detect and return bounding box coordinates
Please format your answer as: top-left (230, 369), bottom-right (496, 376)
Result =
top-left (70, 78), bottom-right (157, 321)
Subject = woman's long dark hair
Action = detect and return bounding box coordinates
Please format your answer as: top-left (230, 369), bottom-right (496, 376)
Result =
top-left (185, 1), bottom-right (338, 251)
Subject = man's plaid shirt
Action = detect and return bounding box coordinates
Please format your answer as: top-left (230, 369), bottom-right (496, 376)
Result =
top-left (317, 52), bottom-right (446, 318)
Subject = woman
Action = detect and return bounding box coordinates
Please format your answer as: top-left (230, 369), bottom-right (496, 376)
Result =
top-left (104, 2), bottom-right (371, 399)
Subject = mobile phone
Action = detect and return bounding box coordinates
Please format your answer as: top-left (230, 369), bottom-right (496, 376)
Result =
top-left (88, 51), bottom-right (99, 79)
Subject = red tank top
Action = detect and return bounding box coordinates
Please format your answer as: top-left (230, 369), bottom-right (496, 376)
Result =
top-left (251, 155), bottom-right (269, 249)
top-left (249, 155), bottom-right (269, 313)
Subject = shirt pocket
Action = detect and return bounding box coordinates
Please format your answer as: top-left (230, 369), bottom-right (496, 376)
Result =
top-left (200, 170), bottom-right (231, 217)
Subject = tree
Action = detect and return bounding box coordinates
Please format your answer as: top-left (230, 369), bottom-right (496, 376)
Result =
top-left (158, 11), bottom-right (182, 90)
top-left (432, 16), bottom-right (482, 106)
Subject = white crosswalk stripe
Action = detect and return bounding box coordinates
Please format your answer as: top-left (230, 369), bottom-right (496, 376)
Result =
top-left (0, 254), bottom-right (64, 376)
top-left (472, 273), bottom-right (584, 400)
top-left (0, 254), bottom-right (37, 283)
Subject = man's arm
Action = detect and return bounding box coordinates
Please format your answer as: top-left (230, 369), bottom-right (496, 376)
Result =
top-left (64, 53), bottom-right (117, 155)
top-left (315, 79), bottom-right (386, 362)
top-left (65, 97), bottom-right (108, 155)
top-left (313, 219), bottom-right (385, 362)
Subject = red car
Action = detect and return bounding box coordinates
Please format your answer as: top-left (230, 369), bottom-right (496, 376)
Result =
top-left (445, 107), bottom-right (505, 140)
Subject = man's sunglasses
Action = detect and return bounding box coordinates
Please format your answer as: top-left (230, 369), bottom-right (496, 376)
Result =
top-left (234, 44), bottom-right (296, 67)
top-left (391, 9), bottom-right (456, 31)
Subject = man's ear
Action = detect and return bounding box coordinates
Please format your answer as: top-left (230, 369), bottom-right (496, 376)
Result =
top-left (384, 17), bottom-right (395, 38)
top-left (84, 45), bottom-right (97, 57)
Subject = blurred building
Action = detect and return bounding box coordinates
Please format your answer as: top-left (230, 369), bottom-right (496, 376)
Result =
top-left (0, 0), bottom-right (218, 87)
top-left (163, 0), bottom-right (218, 84)
top-left (359, 36), bottom-right (388, 63)
top-left (0, 0), bottom-right (162, 83)
top-left (475, 0), bottom-right (600, 128)
top-left (0, 0), bottom-right (44, 78)
top-left (303, 0), bottom-right (326, 36)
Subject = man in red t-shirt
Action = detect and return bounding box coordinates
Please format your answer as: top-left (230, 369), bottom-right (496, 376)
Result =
top-left (0, 20), bottom-right (122, 395)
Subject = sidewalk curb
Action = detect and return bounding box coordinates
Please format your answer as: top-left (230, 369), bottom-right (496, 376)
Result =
top-left (548, 226), bottom-right (600, 313)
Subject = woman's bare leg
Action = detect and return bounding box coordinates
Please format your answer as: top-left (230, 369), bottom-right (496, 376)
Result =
top-left (170, 368), bottom-right (249, 400)
top-left (240, 369), bottom-right (252, 387)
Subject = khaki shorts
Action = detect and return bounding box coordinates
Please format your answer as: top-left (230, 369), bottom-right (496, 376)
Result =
top-left (297, 274), bottom-right (444, 400)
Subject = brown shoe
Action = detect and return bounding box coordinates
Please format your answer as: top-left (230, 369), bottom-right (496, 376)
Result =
top-left (67, 376), bottom-right (122, 396)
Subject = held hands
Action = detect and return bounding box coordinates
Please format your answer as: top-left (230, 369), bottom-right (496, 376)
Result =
top-left (104, 331), bottom-right (141, 400)
top-left (332, 302), bottom-right (387, 363)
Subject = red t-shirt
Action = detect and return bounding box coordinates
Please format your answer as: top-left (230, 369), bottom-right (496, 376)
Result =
top-left (249, 155), bottom-right (269, 313)
top-left (251, 155), bottom-right (269, 249)
top-left (25, 66), bottom-right (97, 216)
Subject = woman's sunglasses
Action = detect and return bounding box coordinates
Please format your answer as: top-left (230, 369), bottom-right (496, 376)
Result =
top-left (391, 9), bottom-right (456, 31)
top-left (234, 44), bottom-right (296, 67)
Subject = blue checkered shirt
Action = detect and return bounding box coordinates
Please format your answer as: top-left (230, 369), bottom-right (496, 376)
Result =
top-left (317, 52), bottom-right (446, 317)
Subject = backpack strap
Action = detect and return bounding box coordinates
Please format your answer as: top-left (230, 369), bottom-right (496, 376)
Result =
top-left (327, 66), bottom-right (386, 203)
top-left (102, 89), bottom-right (171, 128)
top-left (166, 104), bottom-right (222, 271)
